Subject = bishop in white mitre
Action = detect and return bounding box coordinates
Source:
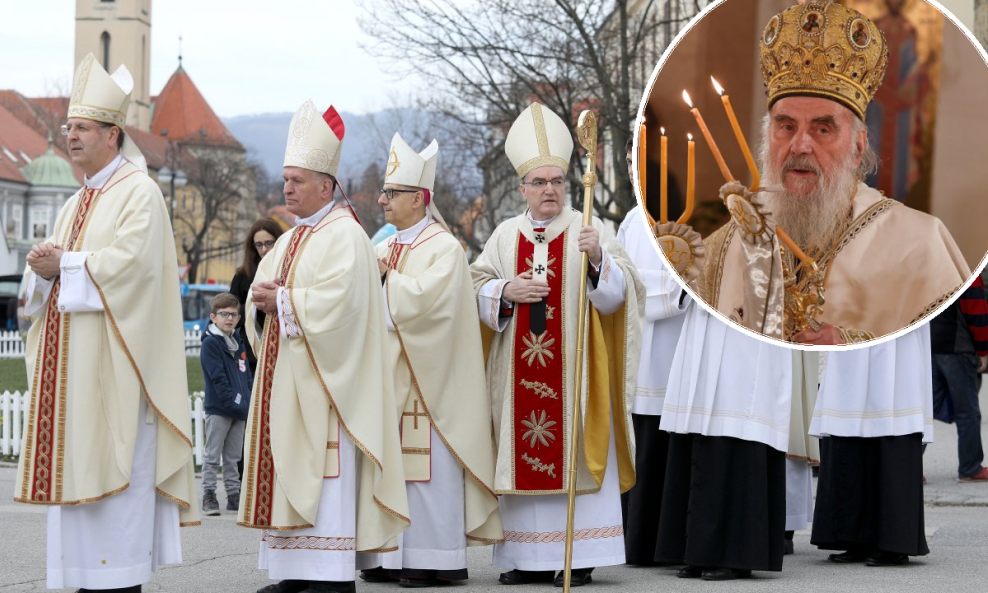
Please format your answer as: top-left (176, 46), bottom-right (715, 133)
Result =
top-left (356, 133), bottom-right (502, 586)
top-left (470, 102), bottom-right (645, 587)
top-left (242, 100), bottom-right (409, 593)
top-left (18, 53), bottom-right (198, 593)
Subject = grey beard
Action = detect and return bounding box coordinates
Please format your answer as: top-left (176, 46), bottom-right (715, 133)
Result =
top-left (762, 155), bottom-right (859, 254)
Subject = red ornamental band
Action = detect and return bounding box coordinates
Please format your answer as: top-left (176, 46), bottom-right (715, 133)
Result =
top-left (246, 226), bottom-right (309, 526)
top-left (25, 187), bottom-right (100, 503)
top-left (511, 230), bottom-right (566, 491)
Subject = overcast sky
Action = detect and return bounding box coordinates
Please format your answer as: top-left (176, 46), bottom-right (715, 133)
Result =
top-left (0, 0), bottom-right (409, 118)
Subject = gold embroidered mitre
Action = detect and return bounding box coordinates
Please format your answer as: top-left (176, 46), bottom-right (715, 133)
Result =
top-left (759, 2), bottom-right (888, 119)
top-left (385, 133), bottom-right (438, 191)
top-left (284, 100), bottom-right (346, 176)
top-left (67, 53), bottom-right (133, 127)
top-left (504, 102), bottom-right (573, 178)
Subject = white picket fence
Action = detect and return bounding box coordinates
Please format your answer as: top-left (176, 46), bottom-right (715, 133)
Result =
top-left (0, 330), bottom-right (204, 358)
top-left (1, 390), bottom-right (210, 466)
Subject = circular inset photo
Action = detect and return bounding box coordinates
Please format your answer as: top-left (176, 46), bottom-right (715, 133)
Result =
top-left (635, 0), bottom-right (988, 348)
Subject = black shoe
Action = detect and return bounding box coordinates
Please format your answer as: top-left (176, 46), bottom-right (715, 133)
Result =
top-left (202, 490), bottom-right (220, 516)
top-left (399, 578), bottom-right (443, 588)
top-left (784, 539), bottom-right (795, 555)
top-left (866, 552), bottom-right (909, 567)
top-left (360, 567), bottom-right (397, 583)
top-left (301, 582), bottom-right (356, 593)
top-left (227, 491), bottom-right (240, 511)
top-left (257, 580), bottom-right (309, 593)
top-left (701, 568), bottom-right (751, 581)
top-left (76, 587), bottom-right (141, 592)
top-left (676, 566), bottom-right (703, 579)
top-left (553, 568), bottom-right (593, 587)
top-left (498, 569), bottom-right (555, 585)
top-left (828, 550), bottom-right (871, 564)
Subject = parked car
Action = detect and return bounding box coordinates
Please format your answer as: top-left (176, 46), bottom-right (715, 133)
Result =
top-left (182, 283), bottom-right (231, 332)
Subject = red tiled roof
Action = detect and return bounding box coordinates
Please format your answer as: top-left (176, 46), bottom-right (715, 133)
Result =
top-left (151, 66), bottom-right (243, 149)
top-left (0, 101), bottom-right (84, 185)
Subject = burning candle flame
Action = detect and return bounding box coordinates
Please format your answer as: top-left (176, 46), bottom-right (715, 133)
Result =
top-left (688, 133), bottom-right (693, 141)
top-left (660, 126), bottom-right (666, 136)
top-left (682, 90), bottom-right (693, 109)
top-left (711, 76), bottom-right (725, 96)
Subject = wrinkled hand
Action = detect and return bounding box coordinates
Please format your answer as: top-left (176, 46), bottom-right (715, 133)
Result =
top-left (502, 271), bottom-right (550, 304)
top-left (26, 242), bottom-right (64, 280)
top-left (252, 279), bottom-right (283, 315)
top-left (791, 323), bottom-right (844, 346)
top-left (578, 226), bottom-right (602, 267)
top-left (378, 256), bottom-right (389, 277)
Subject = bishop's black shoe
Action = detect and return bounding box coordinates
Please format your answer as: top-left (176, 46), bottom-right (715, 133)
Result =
top-left (866, 552), bottom-right (909, 567)
top-left (553, 568), bottom-right (593, 587)
top-left (701, 568), bottom-right (751, 581)
top-left (257, 580), bottom-right (308, 593)
top-left (498, 569), bottom-right (555, 585)
top-left (675, 566), bottom-right (702, 579)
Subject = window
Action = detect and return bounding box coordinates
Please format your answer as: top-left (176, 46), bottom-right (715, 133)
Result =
top-left (30, 206), bottom-right (50, 240)
top-left (101, 32), bottom-right (111, 69)
top-left (10, 204), bottom-right (23, 240)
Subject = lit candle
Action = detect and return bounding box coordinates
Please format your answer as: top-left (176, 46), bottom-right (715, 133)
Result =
top-left (776, 227), bottom-right (813, 266)
top-left (660, 127), bottom-right (668, 224)
top-left (711, 77), bottom-right (760, 192)
top-left (682, 90), bottom-right (733, 182)
top-left (638, 121), bottom-right (647, 208)
top-left (679, 133), bottom-right (695, 224)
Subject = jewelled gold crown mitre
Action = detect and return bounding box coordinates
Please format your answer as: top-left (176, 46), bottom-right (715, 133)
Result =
top-left (759, 2), bottom-right (888, 119)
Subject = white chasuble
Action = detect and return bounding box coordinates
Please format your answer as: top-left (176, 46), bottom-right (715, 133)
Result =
top-left (811, 323), bottom-right (934, 442)
top-left (377, 220), bottom-right (502, 548)
top-left (471, 209), bottom-right (644, 496)
top-left (660, 305), bottom-right (793, 452)
top-left (702, 183), bottom-right (970, 340)
top-left (16, 160), bottom-right (198, 525)
top-left (241, 205), bottom-right (409, 553)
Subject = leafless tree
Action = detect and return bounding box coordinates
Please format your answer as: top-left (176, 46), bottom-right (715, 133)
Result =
top-left (174, 148), bottom-right (254, 283)
top-left (359, 0), bottom-right (708, 226)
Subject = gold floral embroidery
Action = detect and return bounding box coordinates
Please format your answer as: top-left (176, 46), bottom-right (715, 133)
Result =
top-left (545, 305), bottom-right (555, 320)
top-left (521, 453), bottom-right (557, 478)
top-left (520, 379), bottom-right (558, 400)
top-left (521, 410), bottom-right (557, 448)
top-left (521, 331), bottom-right (555, 367)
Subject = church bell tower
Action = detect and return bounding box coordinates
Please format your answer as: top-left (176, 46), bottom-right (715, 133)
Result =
top-left (74, 0), bottom-right (152, 130)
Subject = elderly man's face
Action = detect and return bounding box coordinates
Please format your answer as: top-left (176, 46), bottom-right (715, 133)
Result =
top-left (767, 97), bottom-right (865, 198)
top-left (282, 166), bottom-right (333, 218)
top-left (520, 165), bottom-right (568, 221)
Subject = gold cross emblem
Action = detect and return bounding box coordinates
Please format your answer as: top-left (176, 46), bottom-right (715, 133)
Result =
top-left (387, 148), bottom-right (401, 176)
top-left (402, 398), bottom-right (429, 429)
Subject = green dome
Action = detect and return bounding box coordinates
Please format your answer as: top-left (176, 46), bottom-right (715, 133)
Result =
top-left (21, 147), bottom-right (79, 189)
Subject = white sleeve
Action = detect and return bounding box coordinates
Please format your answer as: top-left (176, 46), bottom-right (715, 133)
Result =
top-left (276, 286), bottom-right (303, 339)
top-left (23, 273), bottom-right (55, 318)
top-left (642, 268), bottom-right (691, 322)
top-left (478, 279), bottom-right (511, 332)
top-left (56, 251), bottom-right (104, 313)
top-left (382, 279), bottom-right (395, 331)
top-left (587, 248), bottom-right (626, 315)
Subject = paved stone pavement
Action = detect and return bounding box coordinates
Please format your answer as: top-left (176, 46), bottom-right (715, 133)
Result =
top-left (2, 387), bottom-right (986, 592)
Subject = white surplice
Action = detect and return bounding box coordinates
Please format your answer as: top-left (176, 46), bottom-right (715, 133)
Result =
top-left (811, 324), bottom-right (934, 443)
top-left (616, 206), bottom-right (690, 415)
top-left (785, 459), bottom-right (813, 531)
top-left (660, 305), bottom-right (792, 452)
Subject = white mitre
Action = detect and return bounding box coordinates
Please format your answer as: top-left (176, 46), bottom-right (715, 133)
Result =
top-left (67, 53), bottom-right (147, 173)
top-left (385, 133), bottom-right (438, 191)
top-left (504, 102), bottom-right (573, 178)
top-left (284, 100), bottom-right (345, 176)
top-left (384, 133), bottom-right (450, 232)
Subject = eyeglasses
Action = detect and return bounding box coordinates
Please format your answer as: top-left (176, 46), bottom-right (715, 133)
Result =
top-left (254, 241), bottom-right (276, 251)
top-left (60, 122), bottom-right (109, 136)
top-left (522, 178), bottom-right (567, 190)
top-left (214, 311), bottom-right (241, 319)
top-left (379, 188), bottom-right (419, 202)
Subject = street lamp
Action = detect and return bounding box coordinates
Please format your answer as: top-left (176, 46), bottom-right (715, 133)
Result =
top-left (157, 149), bottom-right (187, 228)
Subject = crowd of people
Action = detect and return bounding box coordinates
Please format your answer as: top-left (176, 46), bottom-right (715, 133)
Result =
top-left (11, 3), bottom-right (987, 593)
